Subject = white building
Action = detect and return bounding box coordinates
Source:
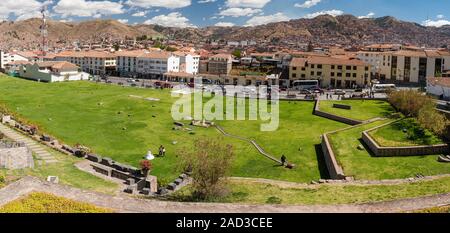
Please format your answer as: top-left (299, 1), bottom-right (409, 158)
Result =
top-left (174, 51), bottom-right (200, 74)
top-left (136, 51), bottom-right (180, 79)
top-left (0, 51), bottom-right (31, 70)
top-left (18, 61), bottom-right (89, 82)
top-left (358, 47), bottom-right (450, 85)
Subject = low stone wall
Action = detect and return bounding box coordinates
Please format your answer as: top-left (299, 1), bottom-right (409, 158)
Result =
top-left (314, 100), bottom-right (363, 125)
top-left (320, 134), bottom-right (346, 180)
top-left (362, 122), bottom-right (450, 157)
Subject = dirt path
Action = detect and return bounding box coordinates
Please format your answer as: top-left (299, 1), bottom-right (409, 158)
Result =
top-left (1, 176), bottom-right (449, 213)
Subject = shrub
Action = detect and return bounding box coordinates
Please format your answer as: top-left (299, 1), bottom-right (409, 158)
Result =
top-left (387, 90), bottom-right (433, 117)
top-left (177, 138), bottom-right (235, 200)
top-left (417, 104), bottom-right (449, 136)
top-left (266, 196), bottom-right (282, 204)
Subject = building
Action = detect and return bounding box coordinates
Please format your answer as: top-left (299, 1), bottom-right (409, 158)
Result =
top-left (427, 77), bottom-right (450, 100)
top-left (54, 51), bottom-right (116, 75)
top-left (163, 72), bottom-right (279, 86)
top-left (136, 51), bottom-right (180, 79)
top-left (174, 51), bottom-right (200, 74)
top-left (115, 50), bottom-right (147, 77)
top-left (200, 54), bottom-right (233, 75)
top-left (0, 51), bottom-right (31, 70)
top-left (358, 47), bottom-right (450, 86)
top-left (18, 61), bottom-right (89, 82)
top-left (3, 60), bottom-right (31, 76)
top-left (289, 56), bottom-right (371, 88)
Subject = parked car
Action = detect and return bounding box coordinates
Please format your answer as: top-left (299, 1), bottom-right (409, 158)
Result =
top-left (351, 89), bottom-right (366, 98)
top-left (299, 89), bottom-right (312, 95)
top-left (334, 89), bottom-right (346, 95)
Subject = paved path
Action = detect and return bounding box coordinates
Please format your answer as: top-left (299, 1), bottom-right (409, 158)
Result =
top-left (0, 123), bottom-right (57, 164)
top-left (215, 125), bottom-right (282, 164)
top-left (1, 176), bottom-right (449, 213)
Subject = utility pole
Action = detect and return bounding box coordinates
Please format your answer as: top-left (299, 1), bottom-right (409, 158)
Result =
top-left (39, 5), bottom-right (48, 61)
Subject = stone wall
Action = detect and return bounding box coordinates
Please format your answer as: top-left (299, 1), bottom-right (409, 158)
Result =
top-left (314, 100), bottom-right (363, 125)
top-left (362, 123), bottom-right (450, 157)
top-left (320, 134), bottom-right (346, 180)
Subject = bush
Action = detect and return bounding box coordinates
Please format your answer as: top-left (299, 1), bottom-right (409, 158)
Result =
top-left (266, 196), bottom-right (282, 204)
top-left (178, 138), bottom-right (235, 200)
top-left (388, 90), bottom-right (433, 117)
top-left (417, 104), bottom-right (449, 136)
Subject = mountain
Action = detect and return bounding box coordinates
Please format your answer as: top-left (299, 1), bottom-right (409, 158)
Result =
top-left (1, 15), bottom-right (449, 50)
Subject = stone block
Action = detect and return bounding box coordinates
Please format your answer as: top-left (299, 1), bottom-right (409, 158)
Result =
top-left (86, 154), bottom-right (101, 163)
top-left (179, 173), bottom-right (188, 180)
top-left (174, 178), bottom-right (183, 185)
top-left (101, 157), bottom-right (114, 166)
top-left (167, 183), bottom-right (177, 191)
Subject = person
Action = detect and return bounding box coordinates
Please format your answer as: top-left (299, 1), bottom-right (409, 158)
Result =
top-left (158, 145), bottom-right (163, 157)
top-left (280, 155), bottom-right (287, 166)
top-left (162, 146), bottom-right (166, 156)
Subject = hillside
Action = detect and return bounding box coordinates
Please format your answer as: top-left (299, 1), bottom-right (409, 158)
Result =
top-left (1, 15), bottom-right (449, 50)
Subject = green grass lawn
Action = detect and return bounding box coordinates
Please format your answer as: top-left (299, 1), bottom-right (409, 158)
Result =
top-left (370, 118), bottom-right (445, 147)
top-left (328, 120), bottom-right (450, 180)
top-left (319, 100), bottom-right (394, 121)
top-left (171, 176), bottom-right (450, 205)
top-left (0, 75), bottom-right (345, 183)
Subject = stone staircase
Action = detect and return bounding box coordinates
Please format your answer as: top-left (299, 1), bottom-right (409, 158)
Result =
top-left (0, 123), bottom-right (57, 164)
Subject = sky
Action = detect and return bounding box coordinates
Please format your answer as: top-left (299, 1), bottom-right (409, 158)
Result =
top-left (1, 0), bottom-right (450, 28)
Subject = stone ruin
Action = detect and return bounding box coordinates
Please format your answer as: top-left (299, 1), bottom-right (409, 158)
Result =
top-left (0, 140), bottom-right (34, 170)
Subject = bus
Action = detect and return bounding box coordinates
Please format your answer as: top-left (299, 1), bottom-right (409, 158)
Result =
top-left (373, 84), bottom-right (396, 93)
top-left (292, 80), bottom-right (319, 90)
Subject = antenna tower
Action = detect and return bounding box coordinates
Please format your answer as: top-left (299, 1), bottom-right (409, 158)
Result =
top-left (39, 5), bottom-right (48, 60)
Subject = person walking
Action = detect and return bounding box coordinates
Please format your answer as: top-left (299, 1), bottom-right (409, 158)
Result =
top-left (280, 155), bottom-right (287, 166)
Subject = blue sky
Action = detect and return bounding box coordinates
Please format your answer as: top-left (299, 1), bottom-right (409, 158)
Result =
top-left (1, 0), bottom-right (450, 27)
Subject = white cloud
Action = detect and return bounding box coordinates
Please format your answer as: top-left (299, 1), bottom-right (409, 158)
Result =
top-left (198, 0), bottom-right (217, 3)
top-left (303, 9), bottom-right (344, 19)
top-left (226, 0), bottom-right (271, 8)
top-left (132, 11), bottom-right (147, 17)
top-left (118, 19), bottom-right (129, 24)
top-left (294, 0), bottom-right (321, 9)
top-left (358, 12), bottom-right (375, 19)
top-left (0, 0), bottom-right (48, 20)
top-left (54, 0), bottom-right (124, 18)
top-left (219, 8), bottom-right (262, 17)
top-left (143, 12), bottom-right (197, 28)
top-left (245, 12), bottom-right (290, 26)
top-left (215, 22), bottom-right (235, 27)
top-left (422, 19), bottom-right (450, 27)
top-left (437, 14), bottom-right (445, 19)
top-left (126, 0), bottom-right (191, 9)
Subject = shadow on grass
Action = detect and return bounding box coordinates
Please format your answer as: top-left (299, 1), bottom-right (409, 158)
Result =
top-left (314, 144), bottom-right (330, 179)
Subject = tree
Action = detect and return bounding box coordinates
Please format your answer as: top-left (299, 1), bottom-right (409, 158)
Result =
top-left (387, 90), bottom-right (433, 117)
top-left (417, 103), bottom-right (449, 136)
top-left (178, 138), bottom-right (235, 200)
top-left (113, 43), bottom-right (120, 51)
top-left (232, 49), bottom-right (242, 58)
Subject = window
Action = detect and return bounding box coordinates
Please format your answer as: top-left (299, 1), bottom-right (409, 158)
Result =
top-left (346, 73), bottom-right (351, 77)
top-left (331, 72), bottom-right (335, 76)
top-left (293, 67), bottom-right (297, 70)
top-left (317, 64), bottom-right (322, 69)
top-left (311, 71), bottom-right (314, 76)
top-left (346, 66), bottom-right (351, 70)
top-left (353, 73), bottom-right (357, 78)
top-left (317, 72), bottom-right (322, 76)
top-left (311, 64), bottom-right (315, 68)
top-left (353, 66), bottom-right (357, 70)
top-left (292, 73), bottom-right (297, 78)
top-left (301, 67), bottom-right (306, 71)
top-left (338, 65), bottom-right (342, 69)
top-left (331, 65), bottom-right (335, 69)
